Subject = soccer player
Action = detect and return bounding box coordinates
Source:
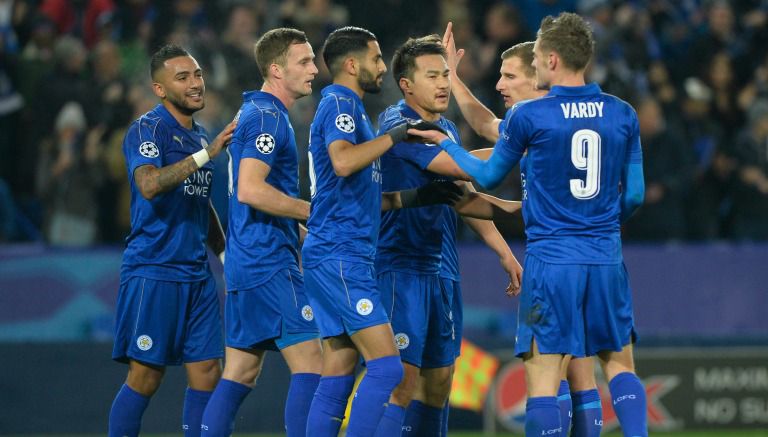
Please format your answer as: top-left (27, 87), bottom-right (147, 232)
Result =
top-left (412, 13), bottom-right (647, 437)
top-left (373, 35), bottom-right (523, 437)
top-left (199, 28), bottom-right (322, 437)
top-left (109, 45), bottom-right (236, 437)
top-left (302, 26), bottom-right (463, 437)
top-left (444, 22), bottom-right (622, 436)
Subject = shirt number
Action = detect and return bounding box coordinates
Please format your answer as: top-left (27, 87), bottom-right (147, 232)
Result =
top-left (569, 129), bottom-right (601, 199)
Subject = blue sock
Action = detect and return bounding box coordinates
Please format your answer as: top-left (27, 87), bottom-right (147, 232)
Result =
top-left (200, 379), bottom-right (252, 437)
top-left (571, 389), bottom-right (602, 437)
top-left (441, 402), bottom-right (450, 437)
top-left (108, 384), bottom-right (150, 437)
top-left (609, 372), bottom-right (648, 437)
top-left (525, 396), bottom-right (562, 437)
top-left (346, 356), bottom-right (404, 437)
top-left (285, 373), bottom-right (321, 437)
top-left (183, 388), bottom-right (212, 437)
top-left (373, 404), bottom-right (406, 437)
top-left (403, 400), bottom-right (443, 437)
top-left (557, 380), bottom-right (572, 434)
top-left (306, 375), bottom-right (355, 437)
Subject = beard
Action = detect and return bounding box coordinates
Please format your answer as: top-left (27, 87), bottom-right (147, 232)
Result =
top-left (166, 91), bottom-right (204, 116)
top-left (358, 68), bottom-right (382, 94)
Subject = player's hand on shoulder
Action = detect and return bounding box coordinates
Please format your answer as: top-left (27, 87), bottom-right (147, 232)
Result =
top-left (405, 120), bottom-right (449, 144)
top-left (207, 118), bottom-right (238, 158)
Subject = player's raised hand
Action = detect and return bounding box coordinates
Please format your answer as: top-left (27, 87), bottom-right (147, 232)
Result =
top-left (206, 118), bottom-right (238, 159)
top-left (501, 254), bottom-right (523, 297)
top-left (442, 22), bottom-right (465, 74)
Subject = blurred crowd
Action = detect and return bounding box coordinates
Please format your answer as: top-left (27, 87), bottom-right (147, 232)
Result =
top-left (1, 0), bottom-right (767, 246)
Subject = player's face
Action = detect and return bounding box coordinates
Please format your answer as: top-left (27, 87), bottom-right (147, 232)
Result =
top-left (496, 56), bottom-right (536, 108)
top-left (357, 40), bottom-right (387, 94)
top-left (407, 54), bottom-right (451, 114)
top-left (282, 42), bottom-right (318, 99)
top-left (154, 55), bottom-right (205, 115)
top-left (532, 39), bottom-right (551, 91)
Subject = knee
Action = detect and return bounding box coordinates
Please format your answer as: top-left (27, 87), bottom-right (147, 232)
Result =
top-left (126, 363), bottom-right (165, 396)
top-left (423, 370), bottom-right (453, 406)
top-left (367, 355), bottom-right (404, 388)
top-left (223, 362), bottom-right (262, 387)
top-left (189, 360), bottom-right (223, 390)
top-left (389, 368), bottom-right (418, 406)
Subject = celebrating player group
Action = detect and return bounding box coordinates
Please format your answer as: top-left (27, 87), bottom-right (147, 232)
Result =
top-left (109, 11), bottom-right (647, 437)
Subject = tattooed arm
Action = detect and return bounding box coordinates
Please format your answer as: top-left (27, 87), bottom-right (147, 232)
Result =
top-left (134, 120), bottom-right (236, 200)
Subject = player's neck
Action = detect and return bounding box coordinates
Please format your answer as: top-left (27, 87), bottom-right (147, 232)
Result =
top-left (262, 81), bottom-right (296, 109)
top-left (552, 70), bottom-right (586, 88)
top-left (405, 99), bottom-right (440, 122)
top-left (334, 75), bottom-right (364, 98)
top-left (162, 101), bottom-right (194, 129)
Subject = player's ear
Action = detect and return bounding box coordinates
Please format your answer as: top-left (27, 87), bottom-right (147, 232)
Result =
top-left (548, 51), bottom-right (557, 70)
top-left (270, 62), bottom-right (283, 80)
top-left (399, 77), bottom-right (412, 94)
top-left (344, 56), bottom-right (357, 76)
top-left (152, 82), bottom-right (165, 99)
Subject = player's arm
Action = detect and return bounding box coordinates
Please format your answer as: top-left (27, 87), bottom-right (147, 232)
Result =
top-left (381, 180), bottom-right (464, 211)
top-left (424, 151), bottom-right (471, 181)
top-left (621, 113), bottom-right (645, 223)
top-left (237, 158), bottom-right (310, 220)
top-left (134, 120), bottom-right (236, 200)
top-left (452, 181), bottom-right (522, 219)
top-left (620, 162), bottom-right (644, 223)
top-left (443, 22), bottom-right (501, 142)
top-left (207, 202), bottom-right (226, 263)
top-left (409, 128), bottom-right (518, 190)
top-left (327, 135), bottom-right (395, 177)
top-left (463, 216), bottom-right (522, 296)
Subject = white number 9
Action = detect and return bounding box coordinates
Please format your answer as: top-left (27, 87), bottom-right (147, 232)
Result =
top-left (569, 129), bottom-right (601, 199)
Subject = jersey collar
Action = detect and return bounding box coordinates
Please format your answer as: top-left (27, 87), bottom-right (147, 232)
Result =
top-left (243, 90), bottom-right (288, 113)
top-left (322, 84), bottom-right (363, 105)
top-left (154, 104), bottom-right (200, 133)
top-left (547, 83), bottom-right (601, 97)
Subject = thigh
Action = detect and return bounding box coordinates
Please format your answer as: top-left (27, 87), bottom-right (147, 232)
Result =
top-left (184, 276), bottom-right (224, 363)
top-left (378, 271), bottom-right (430, 367)
top-left (113, 277), bottom-right (187, 366)
top-left (305, 260), bottom-right (390, 338)
top-left (422, 276), bottom-right (456, 369)
top-left (583, 263), bottom-right (636, 356)
top-left (514, 256), bottom-right (586, 358)
top-left (442, 278), bottom-right (464, 359)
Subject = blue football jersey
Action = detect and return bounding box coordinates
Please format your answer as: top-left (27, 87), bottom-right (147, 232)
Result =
top-left (121, 104), bottom-right (214, 281)
top-left (439, 206), bottom-right (460, 280)
top-left (302, 84), bottom-right (381, 266)
top-left (496, 83), bottom-right (643, 264)
top-left (225, 91), bottom-right (300, 290)
top-left (375, 100), bottom-right (459, 274)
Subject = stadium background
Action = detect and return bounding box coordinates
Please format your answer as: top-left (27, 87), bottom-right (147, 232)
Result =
top-left (0, 0), bottom-right (767, 435)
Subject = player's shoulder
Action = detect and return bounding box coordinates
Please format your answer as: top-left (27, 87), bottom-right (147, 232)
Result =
top-left (378, 104), bottom-right (407, 131)
top-left (127, 109), bottom-right (166, 139)
top-left (320, 90), bottom-right (358, 115)
top-left (599, 91), bottom-right (636, 115)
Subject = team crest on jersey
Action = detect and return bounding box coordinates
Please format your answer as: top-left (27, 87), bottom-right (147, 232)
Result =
top-left (394, 333), bottom-right (410, 350)
top-left (255, 133), bottom-right (276, 154)
top-left (356, 298), bottom-right (373, 316)
top-left (136, 335), bottom-right (153, 351)
top-left (301, 305), bottom-right (314, 321)
top-left (139, 141), bottom-right (159, 158)
top-left (335, 114), bottom-right (356, 133)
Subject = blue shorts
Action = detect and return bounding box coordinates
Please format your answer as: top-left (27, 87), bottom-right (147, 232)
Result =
top-left (303, 260), bottom-right (390, 338)
top-left (225, 268), bottom-right (319, 351)
top-left (441, 277), bottom-right (463, 359)
top-left (112, 276), bottom-right (223, 366)
top-left (379, 271), bottom-right (455, 368)
top-left (514, 255), bottom-right (637, 358)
